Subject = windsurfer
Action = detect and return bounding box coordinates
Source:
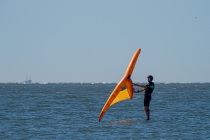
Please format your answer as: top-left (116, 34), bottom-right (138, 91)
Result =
top-left (133, 75), bottom-right (155, 120)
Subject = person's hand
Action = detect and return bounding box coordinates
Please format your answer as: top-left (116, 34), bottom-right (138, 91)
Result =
top-left (133, 83), bottom-right (138, 86)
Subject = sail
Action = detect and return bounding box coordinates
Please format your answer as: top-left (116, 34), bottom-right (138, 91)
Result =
top-left (98, 48), bottom-right (141, 122)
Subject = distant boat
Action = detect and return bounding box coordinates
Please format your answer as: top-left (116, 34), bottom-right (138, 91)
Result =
top-left (25, 77), bottom-right (32, 84)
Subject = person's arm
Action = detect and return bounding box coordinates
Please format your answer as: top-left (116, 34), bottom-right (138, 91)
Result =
top-left (133, 83), bottom-right (146, 88)
top-left (134, 87), bottom-right (146, 93)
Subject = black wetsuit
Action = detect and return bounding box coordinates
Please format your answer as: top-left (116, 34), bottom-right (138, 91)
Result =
top-left (144, 82), bottom-right (155, 106)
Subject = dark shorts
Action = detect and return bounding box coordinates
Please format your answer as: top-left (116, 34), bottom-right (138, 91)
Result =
top-left (144, 95), bottom-right (151, 107)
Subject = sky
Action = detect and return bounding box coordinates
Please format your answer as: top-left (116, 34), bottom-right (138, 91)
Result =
top-left (0, 0), bottom-right (210, 83)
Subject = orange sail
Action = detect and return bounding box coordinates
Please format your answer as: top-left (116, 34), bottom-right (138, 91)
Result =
top-left (98, 48), bottom-right (141, 122)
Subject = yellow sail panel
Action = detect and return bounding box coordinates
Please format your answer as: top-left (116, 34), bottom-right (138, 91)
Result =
top-left (110, 80), bottom-right (133, 106)
top-left (110, 89), bottom-right (130, 106)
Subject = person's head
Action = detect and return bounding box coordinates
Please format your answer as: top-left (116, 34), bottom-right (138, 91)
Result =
top-left (147, 75), bottom-right (153, 82)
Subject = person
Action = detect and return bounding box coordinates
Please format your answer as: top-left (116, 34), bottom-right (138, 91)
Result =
top-left (133, 75), bottom-right (155, 120)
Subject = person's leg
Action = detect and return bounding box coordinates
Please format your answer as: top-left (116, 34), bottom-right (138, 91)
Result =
top-left (144, 106), bottom-right (150, 120)
top-left (144, 96), bottom-right (151, 120)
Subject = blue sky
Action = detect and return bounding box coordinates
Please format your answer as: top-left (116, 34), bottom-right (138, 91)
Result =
top-left (0, 0), bottom-right (210, 83)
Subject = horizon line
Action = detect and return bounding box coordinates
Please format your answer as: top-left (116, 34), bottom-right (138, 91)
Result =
top-left (0, 82), bottom-right (210, 84)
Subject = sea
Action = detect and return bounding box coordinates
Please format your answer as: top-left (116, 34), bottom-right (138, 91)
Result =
top-left (0, 83), bottom-right (210, 140)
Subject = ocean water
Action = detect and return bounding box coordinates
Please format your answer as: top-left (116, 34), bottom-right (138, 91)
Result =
top-left (0, 83), bottom-right (210, 139)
